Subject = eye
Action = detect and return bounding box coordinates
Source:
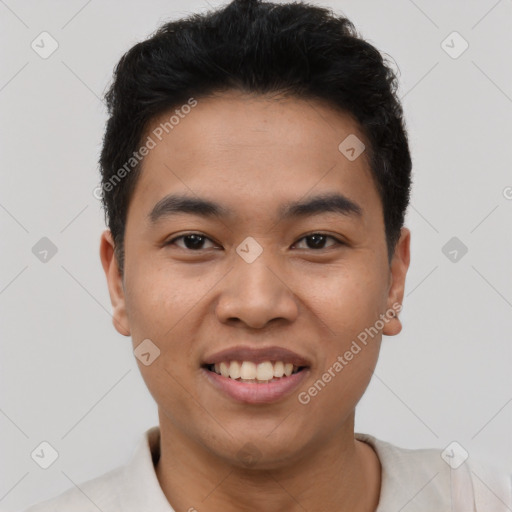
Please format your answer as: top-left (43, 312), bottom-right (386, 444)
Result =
top-left (165, 232), bottom-right (344, 252)
top-left (166, 233), bottom-right (217, 251)
top-left (293, 233), bottom-right (343, 250)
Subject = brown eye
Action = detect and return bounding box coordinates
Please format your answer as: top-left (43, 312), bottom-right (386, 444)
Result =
top-left (166, 233), bottom-right (216, 250)
top-left (294, 233), bottom-right (342, 250)
top-left (165, 232), bottom-right (343, 252)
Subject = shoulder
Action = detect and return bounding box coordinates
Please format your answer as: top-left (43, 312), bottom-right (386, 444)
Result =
top-left (23, 426), bottom-right (171, 512)
top-left (356, 433), bottom-right (512, 512)
top-left (23, 466), bottom-right (125, 512)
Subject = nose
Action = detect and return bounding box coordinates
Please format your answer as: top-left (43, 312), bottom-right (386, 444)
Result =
top-left (215, 251), bottom-right (299, 329)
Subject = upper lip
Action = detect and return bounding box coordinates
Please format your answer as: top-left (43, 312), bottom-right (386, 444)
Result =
top-left (203, 346), bottom-right (311, 367)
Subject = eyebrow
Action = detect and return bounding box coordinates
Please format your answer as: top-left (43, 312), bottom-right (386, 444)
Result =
top-left (148, 192), bottom-right (363, 225)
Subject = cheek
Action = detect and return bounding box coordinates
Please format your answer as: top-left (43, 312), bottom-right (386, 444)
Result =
top-left (124, 268), bottom-right (201, 415)
top-left (136, 356), bottom-right (203, 438)
top-left (301, 259), bottom-right (388, 336)
top-left (297, 257), bottom-right (387, 405)
top-left (123, 262), bottom-right (200, 340)
top-left (123, 263), bottom-right (212, 393)
top-left (306, 346), bottom-right (380, 424)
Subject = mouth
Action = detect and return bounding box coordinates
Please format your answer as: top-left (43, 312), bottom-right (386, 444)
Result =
top-left (203, 360), bottom-right (307, 383)
top-left (200, 346), bottom-right (311, 404)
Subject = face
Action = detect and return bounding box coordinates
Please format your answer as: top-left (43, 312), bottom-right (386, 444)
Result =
top-left (100, 91), bottom-right (410, 468)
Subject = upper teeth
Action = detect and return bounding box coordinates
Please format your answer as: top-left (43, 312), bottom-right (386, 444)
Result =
top-left (212, 361), bottom-right (298, 381)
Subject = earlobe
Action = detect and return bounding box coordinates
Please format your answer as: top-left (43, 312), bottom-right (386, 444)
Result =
top-left (383, 308), bottom-right (402, 336)
top-left (382, 227), bottom-right (411, 337)
top-left (99, 230), bottom-right (131, 336)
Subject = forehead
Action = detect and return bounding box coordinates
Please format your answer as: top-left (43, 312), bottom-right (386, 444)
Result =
top-left (129, 91), bottom-right (381, 226)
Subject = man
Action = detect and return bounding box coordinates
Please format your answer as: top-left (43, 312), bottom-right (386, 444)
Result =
top-left (25, 0), bottom-right (511, 510)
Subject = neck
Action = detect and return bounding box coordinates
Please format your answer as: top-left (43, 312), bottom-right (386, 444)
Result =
top-left (155, 412), bottom-right (381, 512)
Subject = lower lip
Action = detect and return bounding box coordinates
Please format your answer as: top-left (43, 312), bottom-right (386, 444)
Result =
top-left (201, 367), bottom-right (309, 404)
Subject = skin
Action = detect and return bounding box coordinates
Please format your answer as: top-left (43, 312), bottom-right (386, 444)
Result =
top-left (100, 91), bottom-right (410, 512)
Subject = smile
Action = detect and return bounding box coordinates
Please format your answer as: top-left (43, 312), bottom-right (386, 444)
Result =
top-left (205, 360), bottom-right (304, 383)
top-left (202, 363), bottom-right (310, 404)
top-left (201, 345), bottom-right (311, 403)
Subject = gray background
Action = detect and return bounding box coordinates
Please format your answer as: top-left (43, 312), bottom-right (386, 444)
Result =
top-left (1, 0), bottom-right (511, 510)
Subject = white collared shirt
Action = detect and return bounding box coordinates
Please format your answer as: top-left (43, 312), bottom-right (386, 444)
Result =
top-left (24, 426), bottom-right (512, 512)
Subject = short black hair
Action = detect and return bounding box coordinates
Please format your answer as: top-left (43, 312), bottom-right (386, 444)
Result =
top-left (99, 0), bottom-right (412, 275)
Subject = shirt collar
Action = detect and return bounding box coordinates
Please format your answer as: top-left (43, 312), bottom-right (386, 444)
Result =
top-left (119, 426), bottom-right (176, 511)
top-left (119, 426), bottom-right (431, 511)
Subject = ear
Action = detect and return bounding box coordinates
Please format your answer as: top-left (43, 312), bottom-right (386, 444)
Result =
top-left (99, 229), bottom-right (131, 336)
top-left (382, 227), bottom-right (411, 336)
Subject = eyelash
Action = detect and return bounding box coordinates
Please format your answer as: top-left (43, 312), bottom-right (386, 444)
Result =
top-left (164, 232), bottom-right (344, 251)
